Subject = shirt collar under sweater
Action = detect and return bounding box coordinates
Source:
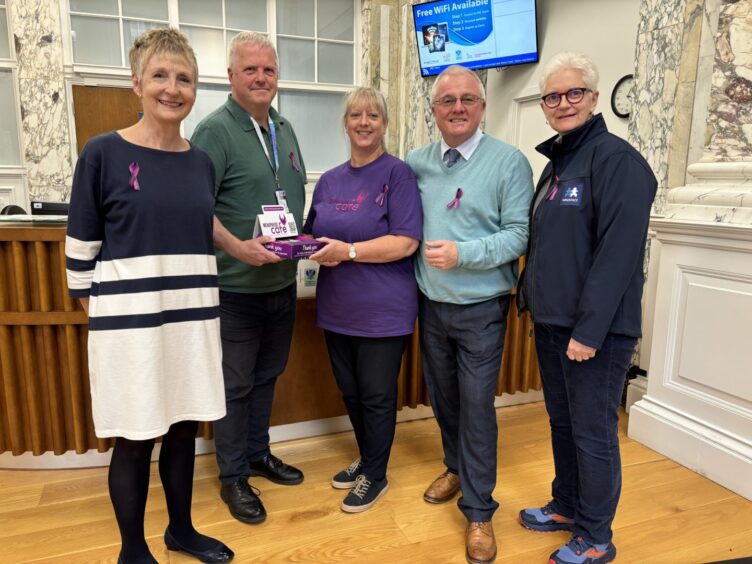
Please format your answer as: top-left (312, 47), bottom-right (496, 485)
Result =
top-left (441, 128), bottom-right (484, 163)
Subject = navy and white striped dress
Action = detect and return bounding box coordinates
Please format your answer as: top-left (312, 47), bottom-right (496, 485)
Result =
top-left (65, 132), bottom-right (225, 440)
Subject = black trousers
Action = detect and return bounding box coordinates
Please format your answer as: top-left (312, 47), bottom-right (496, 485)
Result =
top-left (214, 285), bottom-right (296, 483)
top-left (324, 330), bottom-right (408, 481)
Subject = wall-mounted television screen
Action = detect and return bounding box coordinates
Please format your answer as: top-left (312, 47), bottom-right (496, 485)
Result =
top-left (412, 0), bottom-right (539, 78)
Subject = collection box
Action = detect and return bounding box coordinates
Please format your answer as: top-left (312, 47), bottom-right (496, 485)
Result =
top-left (264, 236), bottom-right (325, 260)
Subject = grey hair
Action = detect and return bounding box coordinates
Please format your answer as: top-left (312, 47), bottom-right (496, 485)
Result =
top-left (538, 52), bottom-right (599, 94)
top-left (227, 31), bottom-right (279, 69)
top-left (430, 65), bottom-right (486, 102)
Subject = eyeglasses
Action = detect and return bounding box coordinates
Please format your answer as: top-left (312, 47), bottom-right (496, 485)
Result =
top-left (432, 95), bottom-right (484, 108)
top-left (540, 87), bottom-right (591, 108)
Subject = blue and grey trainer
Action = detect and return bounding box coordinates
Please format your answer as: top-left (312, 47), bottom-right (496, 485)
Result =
top-left (331, 458), bottom-right (363, 489)
top-left (341, 474), bottom-right (388, 513)
top-left (549, 536), bottom-right (616, 564)
top-left (519, 501), bottom-right (575, 532)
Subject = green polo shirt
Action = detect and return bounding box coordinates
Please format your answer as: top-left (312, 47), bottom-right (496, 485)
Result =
top-left (191, 95), bottom-right (307, 294)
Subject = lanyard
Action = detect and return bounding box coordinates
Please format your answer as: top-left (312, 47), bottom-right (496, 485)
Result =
top-left (250, 115), bottom-right (279, 187)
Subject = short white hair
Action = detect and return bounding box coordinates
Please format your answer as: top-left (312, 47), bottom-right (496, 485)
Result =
top-left (228, 31), bottom-right (279, 69)
top-left (431, 65), bottom-right (486, 101)
top-left (538, 52), bottom-right (599, 94)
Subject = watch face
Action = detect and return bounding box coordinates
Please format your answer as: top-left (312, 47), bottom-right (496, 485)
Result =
top-left (611, 74), bottom-right (634, 118)
top-left (348, 245), bottom-right (357, 259)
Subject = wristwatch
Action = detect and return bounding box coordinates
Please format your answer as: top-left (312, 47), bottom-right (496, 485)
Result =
top-left (348, 244), bottom-right (357, 261)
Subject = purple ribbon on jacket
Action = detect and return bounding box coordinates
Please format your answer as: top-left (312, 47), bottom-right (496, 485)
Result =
top-left (289, 151), bottom-right (300, 172)
top-left (375, 184), bottom-right (389, 206)
top-left (447, 188), bottom-right (463, 209)
top-left (129, 162), bottom-right (141, 191)
top-left (547, 175), bottom-right (560, 201)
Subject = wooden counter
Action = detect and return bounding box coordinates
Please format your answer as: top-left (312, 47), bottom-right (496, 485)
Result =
top-left (0, 224), bottom-right (540, 456)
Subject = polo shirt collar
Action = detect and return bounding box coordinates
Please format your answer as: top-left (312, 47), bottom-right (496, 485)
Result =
top-left (224, 94), bottom-right (286, 132)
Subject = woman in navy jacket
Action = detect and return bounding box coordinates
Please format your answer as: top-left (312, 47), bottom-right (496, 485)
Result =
top-left (517, 52), bottom-right (656, 564)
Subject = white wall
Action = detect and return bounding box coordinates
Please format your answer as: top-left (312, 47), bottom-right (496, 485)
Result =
top-left (484, 0), bottom-right (641, 178)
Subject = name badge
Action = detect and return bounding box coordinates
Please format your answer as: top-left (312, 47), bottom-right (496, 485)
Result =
top-left (275, 190), bottom-right (289, 212)
top-left (560, 183), bottom-right (583, 206)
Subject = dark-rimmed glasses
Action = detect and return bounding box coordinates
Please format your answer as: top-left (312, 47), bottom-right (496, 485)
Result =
top-left (432, 95), bottom-right (484, 108)
top-left (541, 87), bottom-right (591, 108)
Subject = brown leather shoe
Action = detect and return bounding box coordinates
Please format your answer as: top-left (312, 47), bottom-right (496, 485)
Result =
top-left (466, 521), bottom-right (497, 564)
top-left (423, 470), bottom-right (460, 503)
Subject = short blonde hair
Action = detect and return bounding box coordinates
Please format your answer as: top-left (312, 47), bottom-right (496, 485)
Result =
top-left (431, 65), bottom-right (486, 102)
top-left (539, 52), bottom-right (599, 94)
top-left (129, 28), bottom-right (198, 83)
top-left (228, 31), bottom-right (279, 70)
top-left (342, 87), bottom-right (389, 128)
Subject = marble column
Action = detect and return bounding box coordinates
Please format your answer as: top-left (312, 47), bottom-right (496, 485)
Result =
top-left (7, 0), bottom-right (73, 203)
top-left (628, 0), bottom-right (752, 500)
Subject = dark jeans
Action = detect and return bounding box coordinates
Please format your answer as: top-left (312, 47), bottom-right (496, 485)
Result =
top-left (419, 292), bottom-right (510, 522)
top-left (214, 285), bottom-right (296, 483)
top-left (324, 331), bottom-right (408, 481)
top-left (534, 323), bottom-right (637, 544)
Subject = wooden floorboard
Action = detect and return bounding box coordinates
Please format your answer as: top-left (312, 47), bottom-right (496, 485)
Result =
top-left (1, 402), bottom-right (750, 563)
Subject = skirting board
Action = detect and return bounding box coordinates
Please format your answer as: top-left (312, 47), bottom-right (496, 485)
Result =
top-left (628, 396), bottom-right (752, 501)
top-left (625, 375), bottom-right (648, 414)
top-left (0, 389), bottom-right (544, 470)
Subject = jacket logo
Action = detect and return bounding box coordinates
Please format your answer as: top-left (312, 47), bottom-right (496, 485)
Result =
top-left (560, 183), bottom-right (583, 206)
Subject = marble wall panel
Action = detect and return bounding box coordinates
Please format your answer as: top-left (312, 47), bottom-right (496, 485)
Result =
top-left (637, 0), bottom-right (686, 35)
top-left (704, 0), bottom-right (752, 161)
top-left (8, 0), bottom-right (72, 202)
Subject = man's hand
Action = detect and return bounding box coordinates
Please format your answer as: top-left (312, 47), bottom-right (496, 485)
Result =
top-left (425, 240), bottom-right (459, 270)
top-left (232, 235), bottom-right (282, 266)
top-left (566, 338), bottom-right (597, 362)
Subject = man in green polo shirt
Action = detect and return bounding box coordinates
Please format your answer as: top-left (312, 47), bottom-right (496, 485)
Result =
top-left (191, 31), bottom-right (306, 526)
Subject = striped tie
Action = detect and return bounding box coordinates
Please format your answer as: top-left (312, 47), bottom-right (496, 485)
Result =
top-left (443, 148), bottom-right (461, 168)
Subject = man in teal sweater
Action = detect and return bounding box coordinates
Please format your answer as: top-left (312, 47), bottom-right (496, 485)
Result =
top-left (406, 65), bottom-right (533, 564)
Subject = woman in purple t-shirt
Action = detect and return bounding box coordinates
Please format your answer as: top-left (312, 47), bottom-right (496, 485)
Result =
top-left (303, 87), bottom-right (423, 513)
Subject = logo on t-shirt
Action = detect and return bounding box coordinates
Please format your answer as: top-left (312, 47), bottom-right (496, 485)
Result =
top-left (330, 191), bottom-right (369, 212)
top-left (560, 183), bottom-right (583, 206)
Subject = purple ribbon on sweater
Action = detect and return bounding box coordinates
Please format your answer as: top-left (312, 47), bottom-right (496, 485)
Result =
top-left (375, 184), bottom-right (389, 206)
top-left (129, 162), bottom-right (141, 191)
top-left (547, 175), bottom-right (560, 201)
top-left (447, 188), bottom-right (463, 209)
top-left (289, 151), bottom-right (301, 172)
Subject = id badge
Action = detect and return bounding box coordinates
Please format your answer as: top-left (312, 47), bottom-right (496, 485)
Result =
top-left (275, 190), bottom-right (289, 212)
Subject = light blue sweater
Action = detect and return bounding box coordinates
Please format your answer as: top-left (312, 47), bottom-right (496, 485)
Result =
top-left (406, 134), bottom-right (533, 305)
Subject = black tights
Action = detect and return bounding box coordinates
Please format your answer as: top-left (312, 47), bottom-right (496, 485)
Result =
top-left (109, 420), bottom-right (216, 563)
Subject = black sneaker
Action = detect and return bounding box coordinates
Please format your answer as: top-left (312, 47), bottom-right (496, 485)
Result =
top-left (331, 458), bottom-right (363, 489)
top-left (341, 474), bottom-right (388, 513)
top-left (220, 479), bottom-right (266, 524)
top-left (248, 453), bottom-right (304, 485)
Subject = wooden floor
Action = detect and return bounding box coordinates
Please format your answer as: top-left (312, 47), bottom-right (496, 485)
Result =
top-left (1, 402), bottom-right (751, 564)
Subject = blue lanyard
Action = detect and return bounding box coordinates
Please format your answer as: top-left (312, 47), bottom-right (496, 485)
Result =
top-left (250, 115), bottom-right (279, 186)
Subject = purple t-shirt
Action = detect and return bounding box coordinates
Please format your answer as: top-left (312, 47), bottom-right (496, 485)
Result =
top-left (303, 152), bottom-right (423, 337)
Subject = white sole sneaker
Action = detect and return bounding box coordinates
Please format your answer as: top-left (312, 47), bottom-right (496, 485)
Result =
top-left (340, 482), bottom-right (389, 513)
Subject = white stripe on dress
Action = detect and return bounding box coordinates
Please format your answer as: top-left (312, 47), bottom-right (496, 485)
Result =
top-left (65, 235), bottom-right (102, 261)
top-left (98, 254), bottom-right (217, 282)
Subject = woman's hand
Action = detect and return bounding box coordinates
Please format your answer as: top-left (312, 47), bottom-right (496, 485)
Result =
top-left (310, 237), bottom-right (347, 266)
top-left (566, 338), bottom-right (597, 362)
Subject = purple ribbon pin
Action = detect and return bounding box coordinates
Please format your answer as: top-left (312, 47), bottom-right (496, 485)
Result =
top-left (547, 175), bottom-right (560, 201)
top-left (129, 162), bottom-right (141, 191)
top-left (289, 151), bottom-right (300, 172)
top-left (447, 188), bottom-right (463, 209)
top-left (375, 184), bottom-right (389, 206)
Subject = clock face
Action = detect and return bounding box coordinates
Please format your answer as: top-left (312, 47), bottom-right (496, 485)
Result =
top-left (611, 74), bottom-right (634, 118)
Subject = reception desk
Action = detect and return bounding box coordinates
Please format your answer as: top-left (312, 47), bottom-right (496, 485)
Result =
top-left (0, 224), bottom-right (541, 457)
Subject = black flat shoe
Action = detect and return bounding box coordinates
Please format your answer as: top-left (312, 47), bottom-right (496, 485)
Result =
top-left (248, 453), bottom-right (304, 485)
top-left (164, 528), bottom-right (234, 563)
